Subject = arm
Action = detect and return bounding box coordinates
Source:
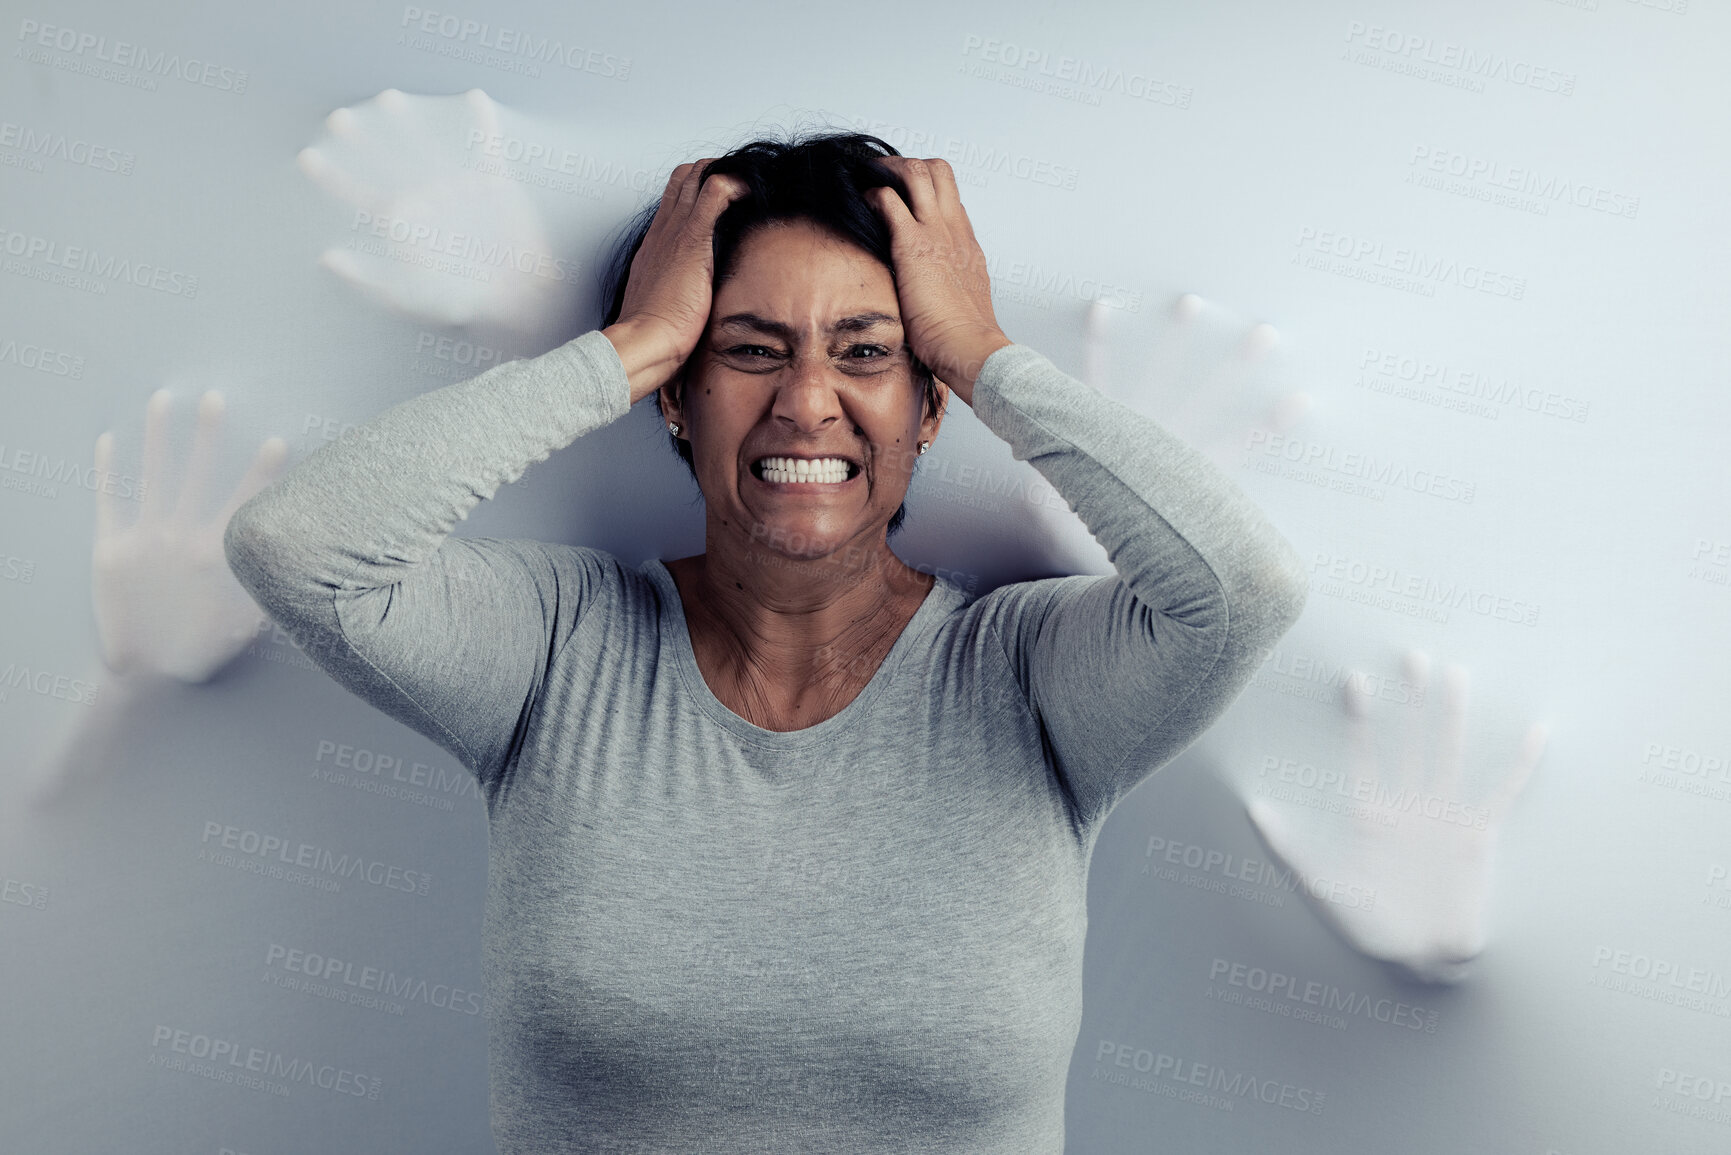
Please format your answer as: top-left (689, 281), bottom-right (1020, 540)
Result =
top-left (224, 158), bottom-right (748, 787)
top-left (222, 329), bottom-right (632, 784)
top-left (970, 339), bottom-right (1308, 829)
top-left (864, 155), bottom-right (1306, 830)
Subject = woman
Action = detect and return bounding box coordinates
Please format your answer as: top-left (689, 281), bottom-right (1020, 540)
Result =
top-left (225, 132), bottom-right (1308, 1153)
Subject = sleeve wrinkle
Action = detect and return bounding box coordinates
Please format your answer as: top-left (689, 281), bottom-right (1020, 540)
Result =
top-left (326, 585), bottom-right (484, 776)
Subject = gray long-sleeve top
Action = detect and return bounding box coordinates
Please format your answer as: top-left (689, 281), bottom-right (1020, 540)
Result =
top-left (224, 328), bottom-right (1308, 1154)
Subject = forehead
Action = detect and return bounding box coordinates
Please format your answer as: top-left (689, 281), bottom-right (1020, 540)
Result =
top-left (715, 220), bottom-right (899, 323)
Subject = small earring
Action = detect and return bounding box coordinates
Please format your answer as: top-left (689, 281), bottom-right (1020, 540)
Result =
top-left (916, 441), bottom-right (929, 455)
top-left (668, 422), bottom-right (681, 436)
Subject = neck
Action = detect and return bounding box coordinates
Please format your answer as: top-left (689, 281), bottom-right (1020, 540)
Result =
top-left (673, 526), bottom-right (932, 675)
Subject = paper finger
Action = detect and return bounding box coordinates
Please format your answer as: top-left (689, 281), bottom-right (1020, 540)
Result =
top-left (174, 391), bottom-right (225, 524)
top-left (296, 145), bottom-right (385, 213)
top-left (139, 389), bottom-right (173, 522)
top-left (92, 432), bottom-right (120, 542)
top-left (1485, 722), bottom-right (1548, 826)
top-left (1082, 300), bottom-right (1109, 393)
top-left (1344, 669), bottom-right (1380, 794)
top-left (214, 437), bottom-right (289, 528)
top-left (1434, 663), bottom-right (1469, 799)
top-left (1397, 649), bottom-right (1432, 789)
top-left (1265, 390), bottom-right (1313, 436)
top-left (466, 88), bottom-right (501, 141)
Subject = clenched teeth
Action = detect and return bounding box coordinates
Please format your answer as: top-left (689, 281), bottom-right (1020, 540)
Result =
top-left (753, 456), bottom-right (856, 483)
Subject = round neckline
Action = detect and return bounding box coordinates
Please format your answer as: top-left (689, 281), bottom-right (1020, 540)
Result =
top-left (642, 557), bottom-right (960, 747)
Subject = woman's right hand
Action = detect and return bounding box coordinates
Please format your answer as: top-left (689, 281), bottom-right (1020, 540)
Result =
top-left (604, 160), bottom-right (748, 405)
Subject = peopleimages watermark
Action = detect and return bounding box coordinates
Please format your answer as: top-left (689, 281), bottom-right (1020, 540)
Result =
top-left (1341, 20), bottom-right (1577, 97)
top-left (397, 7), bottom-right (631, 80)
top-left (959, 34), bottom-right (1193, 110)
top-left (0, 552), bottom-right (36, 584)
top-left (1244, 430), bottom-right (1477, 505)
top-left (148, 1024), bottom-right (380, 1101)
top-left (985, 252), bottom-right (1142, 312)
top-left (15, 18), bottom-right (249, 94)
top-left (1256, 754), bottom-right (1490, 830)
top-left (1205, 956), bottom-right (1440, 1034)
top-left (1091, 1039), bottom-right (1326, 1115)
top-left (2, 871), bottom-right (49, 910)
top-left (0, 225), bottom-right (199, 297)
top-left (1309, 551), bottom-right (1542, 629)
top-left (1637, 739), bottom-right (1731, 804)
top-left (1688, 537), bottom-right (1730, 590)
top-left (1250, 645), bottom-right (1426, 709)
top-left (346, 210), bottom-right (575, 282)
top-left (0, 440), bottom-right (146, 504)
top-left (1142, 833), bottom-right (1376, 911)
top-left (0, 333), bottom-right (85, 378)
top-left (1705, 864), bottom-right (1731, 912)
top-left (1292, 226), bottom-right (1526, 301)
top-left (461, 129), bottom-right (653, 200)
top-left (814, 108), bottom-right (1082, 192)
top-left (0, 660), bottom-right (98, 707)
top-left (1355, 345), bottom-right (1590, 424)
top-left (1588, 945), bottom-right (1731, 1016)
top-left (1653, 1065), bottom-right (1731, 1127)
top-left (263, 941), bottom-right (482, 1017)
top-left (310, 737), bottom-right (479, 812)
top-left (0, 119), bottom-right (134, 176)
top-left (197, 820), bottom-right (433, 897)
top-left (1407, 145), bottom-right (1638, 219)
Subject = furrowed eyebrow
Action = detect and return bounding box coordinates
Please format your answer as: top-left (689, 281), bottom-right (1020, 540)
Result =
top-left (713, 312), bottom-right (901, 339)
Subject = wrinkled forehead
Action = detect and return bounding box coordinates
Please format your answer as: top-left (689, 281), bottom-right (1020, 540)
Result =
top-left (713, 220), bottom-right (901, 336)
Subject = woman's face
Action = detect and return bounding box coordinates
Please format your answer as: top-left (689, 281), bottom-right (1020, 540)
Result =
top-left (666, 217), bottom-right (944, 565)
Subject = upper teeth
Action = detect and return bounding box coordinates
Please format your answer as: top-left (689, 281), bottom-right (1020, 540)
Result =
top-left (757, 456), bottom-right (851, 481)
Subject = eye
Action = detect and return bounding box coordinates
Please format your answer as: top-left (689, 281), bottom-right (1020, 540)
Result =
top-left (847, 344), bottom-right (891, 359)
top-left (726, 344), bottom-right (778, 359)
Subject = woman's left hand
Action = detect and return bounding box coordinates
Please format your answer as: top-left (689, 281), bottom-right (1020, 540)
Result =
top-left (867, 157), bottom-right (1013, 406)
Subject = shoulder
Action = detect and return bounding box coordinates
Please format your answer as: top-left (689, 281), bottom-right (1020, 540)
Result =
top-left (932, 571), bottom-right (1108, 658)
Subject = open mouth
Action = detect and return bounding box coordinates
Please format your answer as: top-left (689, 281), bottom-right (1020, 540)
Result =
top-left (750, 456), bottom-right (861, 484)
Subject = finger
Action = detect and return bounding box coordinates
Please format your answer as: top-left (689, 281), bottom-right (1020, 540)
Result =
top-left (869, 182), bottom-right (916, 236)
top-left (325, 104), bottom-right (363, 142)
top-left (1398, 649), bottom-right (1432, 789)
top-left (691, 170), bottom-right (749, 229)
top-left (465, 87), bottom-right (501, 142)
top-left (92, 432), bottom-right (120, 542)
top-left (675, 158), bottom-right (718, 211)
top-left (1245, 798), bottom-right (1302, 867)
top-left (316, 247), bottom-right (472, 325)
top-left (214, 437), bottom-right (290, 527)
top-left (1244, 322), bottom-right (1280, 361)
top-left (1344, 669), bottom-right (1380, 794)
top-left (922, 157), bottom-right (964, 215)
top-left (296, 146), bottom-right (380, 212)
top-left (174, 391), bottom-right (225, 524)
top-left (895, 157), bottom-right (940, 221)
top-left (1171, 315), bottom-right (1260, 444)
top-left (139, 389), bottom-right (173, 523)
top-left (1266, 390), bottom-right (1313, 435)
top-left (639, 164), bottom-right (691, 245)
top-left (1434, 663), bottom-right (1469, 800)
top-left (1485, 722), bottom-right (1548, 826)
top-left (1082, 300), bottom-right (1110, 392)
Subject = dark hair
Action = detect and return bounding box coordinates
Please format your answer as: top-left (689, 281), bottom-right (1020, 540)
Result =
top-left (597, 130), bottom-right (943, 539)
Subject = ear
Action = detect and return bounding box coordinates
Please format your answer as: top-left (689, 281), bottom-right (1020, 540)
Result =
top-left (920, 377), bottom-right (949, 445)
top-left (657, 369), bottom-right (687, 436)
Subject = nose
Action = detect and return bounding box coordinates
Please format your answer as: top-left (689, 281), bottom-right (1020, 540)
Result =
top-left (770, 353), bottom-right (846, 434)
